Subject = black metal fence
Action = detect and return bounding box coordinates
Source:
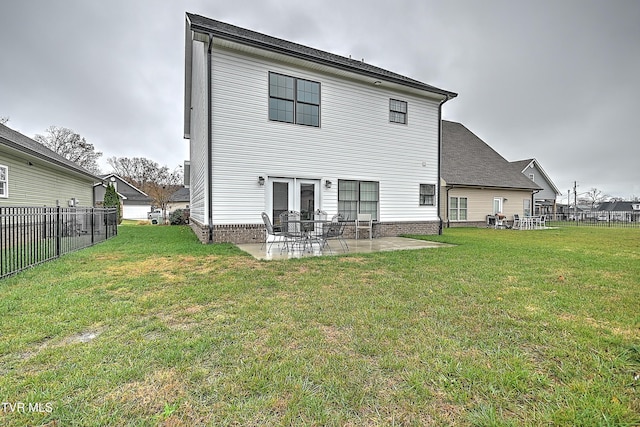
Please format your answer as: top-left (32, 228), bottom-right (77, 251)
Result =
top-left (548, 211), bottom-right (640, 228)
top-left (1, 206), bottom-right (118, 279)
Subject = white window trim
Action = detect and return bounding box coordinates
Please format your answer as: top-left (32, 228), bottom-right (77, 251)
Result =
top-left (0, 164), bottom-right (8, 198)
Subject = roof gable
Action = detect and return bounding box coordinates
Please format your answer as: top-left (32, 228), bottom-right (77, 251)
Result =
top-left (441, 121), bottom-right (541, 190)
top-left (100, 174), bottom-right (152, 202)
top-left (186, 13), bottom-right (457, 99)
top-left (511, 158), bottom-right (561, 196)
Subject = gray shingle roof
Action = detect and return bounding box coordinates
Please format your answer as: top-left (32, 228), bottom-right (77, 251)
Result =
top-left (441, 121), bottom-right (541, 190)
top-left (186, 13), bottom-right (457, 99)
top-left (596, 201), bottom-right (636, 211)
top-left (0, 123), bottom-right (99, 180)
top-left (169, 187), bottom-right (189, 202)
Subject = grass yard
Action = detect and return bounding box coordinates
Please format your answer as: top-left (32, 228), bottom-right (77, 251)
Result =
top-left (0, 224), bottom-right (638, 426)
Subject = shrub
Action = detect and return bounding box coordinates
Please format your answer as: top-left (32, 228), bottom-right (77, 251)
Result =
top-left (169, 209), bottom-right (188, 225)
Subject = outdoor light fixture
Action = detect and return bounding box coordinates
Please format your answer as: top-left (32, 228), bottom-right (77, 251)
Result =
top-left (325, 180), bottom-right (332, 189)
top-left (258, 176), bottom-right (265, 186)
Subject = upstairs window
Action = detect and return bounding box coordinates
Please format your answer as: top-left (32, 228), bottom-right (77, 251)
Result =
top-left (0, 165), bottom-right (7, 197)
top-left (419, 184), bottom-right (435, 206)
top-left (389, 99), bottom-right (407, 124)
top-left (269, 72), bottom-right (320, 127)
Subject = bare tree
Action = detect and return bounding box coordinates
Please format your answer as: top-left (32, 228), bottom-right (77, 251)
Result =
top-left (582, 187), bottom-right (610, 210)
top-left (0, 116), bottom-right (9, 125)
top-left (107, 156), bottom-right (183, 222)
top-left (34, 126), bottom-right (102, 174)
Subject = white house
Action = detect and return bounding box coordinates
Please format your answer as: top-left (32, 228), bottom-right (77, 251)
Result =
top-left (93, 174), bottom-right (153, 220)
top-left (184, 13), bottom-right (457, 244)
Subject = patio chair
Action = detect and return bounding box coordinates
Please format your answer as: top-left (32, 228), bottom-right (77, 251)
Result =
top-left (538, 215), bottom-right (546, 228)
top-left (513, 214), bottom-right (521, 230)
top-left (260, 212), bottom-right (287, 252)
top-left (279, 210), bottom-right (304, 251)
top-left (321, 215), bottom-right (349, 253)
top-left (355, 213), bottom-right (372, 239)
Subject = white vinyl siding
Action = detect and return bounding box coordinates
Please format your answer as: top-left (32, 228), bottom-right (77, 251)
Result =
top-left (208, 43), bottom-right (441, 225)
top-left (0, 151), bottom-right (93, 207)
top-left (187, 40), bottom-right (209, 225)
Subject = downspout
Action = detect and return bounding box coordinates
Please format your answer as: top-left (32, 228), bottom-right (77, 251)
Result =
top-left (532, 189), bottom-right (541, 216)
top-left (437, 95), bottom-right (453, 235)
top-left (206, 33), bottom-right (214, 243)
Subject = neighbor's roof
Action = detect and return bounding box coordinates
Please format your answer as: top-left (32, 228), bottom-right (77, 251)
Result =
top-left (441, 121), bottom-right (541, 191)
top-left (595, 201), bottom-right (637, 211)
top-left (186, 13), bottom-right (457, 99)
top-left (169, 187), bottom-right (189, 202)
top-left (0, 123), bottom-right (99, 181)
top-left (511, 158), bottom-right (561, 195)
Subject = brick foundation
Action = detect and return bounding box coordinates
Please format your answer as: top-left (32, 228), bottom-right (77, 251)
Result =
top-left (190, 220), bottom-right (441, 244)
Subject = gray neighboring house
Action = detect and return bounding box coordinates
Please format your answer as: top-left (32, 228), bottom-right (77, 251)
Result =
top-left (441, 121), bottom-right (541, 227)
top-left (593, 201), bottom-right (640, 222)
top-left (94, 174), bottom-right (153, 220)
top-left (167, 187), bottom-right (190, 214)
top-left (0, 123), bottom-right (98, 207)
top-left (511, 158), bottom-right (561, 216)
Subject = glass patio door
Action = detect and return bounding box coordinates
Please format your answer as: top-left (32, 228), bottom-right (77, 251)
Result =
top-left (269, 178), bottom-right (319, 224)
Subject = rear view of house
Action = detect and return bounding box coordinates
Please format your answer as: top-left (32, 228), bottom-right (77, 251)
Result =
top-left (184, 13), bottom-right (456, 243)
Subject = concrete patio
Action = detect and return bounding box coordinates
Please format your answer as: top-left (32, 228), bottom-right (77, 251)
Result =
top-left (237, 236), bottom-right (453, 260)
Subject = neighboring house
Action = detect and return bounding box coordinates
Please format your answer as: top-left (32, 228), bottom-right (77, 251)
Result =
top-left (511, 158), bottom-right (561, 216)
top-left (167, 187), bottom-right (190, 214)
top-left (440, 121), bottom-right (541, 227)
top-left (94, 174), bottom-right (153, 220)
top-left (593, 201), bottom-right (640, 222)
top-left (184, 13), bottom-right (457, 243)
top-left (0, 123), bottom-right (98, 207)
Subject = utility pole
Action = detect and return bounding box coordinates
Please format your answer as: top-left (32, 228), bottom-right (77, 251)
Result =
top-left (574, 181), bottom-right (578, 221)
top-left (568, 189), bottom-right (571, 220)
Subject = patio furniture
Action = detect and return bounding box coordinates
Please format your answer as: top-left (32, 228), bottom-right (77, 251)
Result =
top-left (279, 211), bottom-right (304, 251)
top-left (260, 212), bottom-right (287, 252)
top-left (538, 215), bottom-right (546, 228)
top-left (355, 213), bottom-right (372, 239)
top-left (321, 215), bottom-right (349, 253)
top-left (513, 214), bottom-right (521, 230)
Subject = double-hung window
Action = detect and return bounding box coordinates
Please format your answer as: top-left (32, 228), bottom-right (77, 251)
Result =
top-left (389, 99), bottom-right (407, 124)
top-left (269, 72), bottom-right (320, 127)
top-left (449, 196), bottom-right (468, 221)
top-left (0, 165), bottom-right (7, 198)
top-left (419, 184), bottom-right (435, 206)
top-left (338, 180), bottom-right (379, 221)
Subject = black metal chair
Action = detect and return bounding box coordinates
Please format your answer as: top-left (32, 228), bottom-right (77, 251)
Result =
top-left (261, 212), bottom-right (287, 252)
top-left (322, 214), bottom-right (349, 253)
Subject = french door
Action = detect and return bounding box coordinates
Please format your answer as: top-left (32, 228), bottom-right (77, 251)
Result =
top-left (270, 178), bottom-right (320, 225)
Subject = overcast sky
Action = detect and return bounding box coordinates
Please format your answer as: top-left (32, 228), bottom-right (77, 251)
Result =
top-left (1, 0), bottom-right (639, 200)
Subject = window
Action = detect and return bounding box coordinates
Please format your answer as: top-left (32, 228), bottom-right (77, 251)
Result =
top-left (449, 197), bottom-right (467, 221)
top-left (269, 72), bottom-right (320, 127)
top-left (338, 180), bottom-right (379, 220)
top-left (493, 197), bottom-right (503, 214)
top-left (389, 99), bottom-right (407, 124)
top-left (0, 165), bottom-right (7, 198)
top-left (419, 184), bottom-right (435, 206)
top-left (529, 173), bottom-right (535, 181)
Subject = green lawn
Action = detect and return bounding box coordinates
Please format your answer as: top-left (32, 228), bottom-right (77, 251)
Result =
top-left (1, 225), bottom-right (638, 426)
